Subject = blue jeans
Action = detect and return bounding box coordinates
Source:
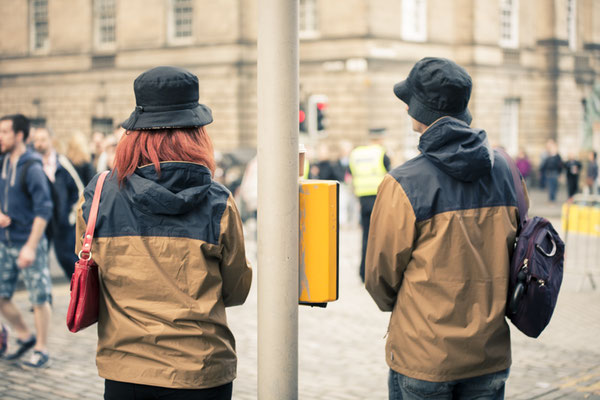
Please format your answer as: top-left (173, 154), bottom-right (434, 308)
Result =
top-left (389, 368), bottom-right (509, 400)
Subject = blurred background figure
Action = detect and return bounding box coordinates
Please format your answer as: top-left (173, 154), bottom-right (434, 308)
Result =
top-left (32, 126), bottom-right (82, 279)
top-left (65, 132), bottom-right (96, 186)
top-left (314, 143), bottom-right (344, 181)
top-left (564, 152), bottom-right (582, 201)
top-left (95, 125), bottom-right (124, 172)
top-left (338, 140), bottom-right (358, 227)
top-left (586, 150), bottom-right (598, 195)
top-left (90, 131), bottom-right (105, 171)
top-left (238, 156), bottom-right (257, 225)
top-left (349, 128), bottom-right (391, 282)
top-left (538, 141), bottom-right (550, 189)
top-left (539, 139), bottom-right (563, 202)
top-left (100, 134), bottom-right (119, 172)
top-left (515, 149), bottom-right (532, 186)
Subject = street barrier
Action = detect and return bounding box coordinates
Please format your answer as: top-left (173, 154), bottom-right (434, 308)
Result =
top-left (561, 194), bottom-right (600, 290)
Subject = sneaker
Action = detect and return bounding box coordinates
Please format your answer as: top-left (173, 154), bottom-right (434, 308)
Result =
top-left (0, 324), bottom-right (7, 357)
top-left (4, 335), bottom-right (36, 360)
top-left (22, 350), bottom-right (50, 369)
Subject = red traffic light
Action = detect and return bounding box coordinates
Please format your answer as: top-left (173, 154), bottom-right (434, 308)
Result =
top-left (299, 109), bottom-right (306, 123)
top-left (317, 102), bottom-right (328, 111)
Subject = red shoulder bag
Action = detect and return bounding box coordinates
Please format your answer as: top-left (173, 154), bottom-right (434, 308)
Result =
top-left (66, 171), bottom-right (109, 333)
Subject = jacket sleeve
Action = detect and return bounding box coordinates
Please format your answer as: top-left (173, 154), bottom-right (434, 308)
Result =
top-left (219, 195), bottom-right (253, 307)
top-left (365, 174), bottom-right (417, 312)
top-left (25, 162), bottom-right (53, 222)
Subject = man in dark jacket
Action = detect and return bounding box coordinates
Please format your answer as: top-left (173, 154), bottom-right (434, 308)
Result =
top-left (564, 152), bottom-right (582, 200)
top-left (540, 140), bottom-right (563, 202)
top-left (0, 114), bottom-right (53, 369)
top-left (32, 126), bottom-right (82, 278)
top-left (366, 58), bottom-right (524, 399)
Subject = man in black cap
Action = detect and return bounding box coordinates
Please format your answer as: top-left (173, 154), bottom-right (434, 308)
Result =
top-left (365, 58), bottom-right (525, 399)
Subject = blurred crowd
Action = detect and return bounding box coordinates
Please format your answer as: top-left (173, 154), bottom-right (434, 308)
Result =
top-left (6, 122), bottom-right (600, 277)
top-left (514, 139), bottom-right (599, 203)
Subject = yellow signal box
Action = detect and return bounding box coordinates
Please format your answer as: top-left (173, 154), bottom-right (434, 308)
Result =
top-left (299, 180), bottom-right (339, 307)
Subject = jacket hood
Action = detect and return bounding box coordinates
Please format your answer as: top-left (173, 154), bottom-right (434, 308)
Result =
top-left (17, 150), bottom-right (43, 166)
top-left (418, 117), bottom-right (493, 182)
top-left (125, 162), bottom-right (214, 215)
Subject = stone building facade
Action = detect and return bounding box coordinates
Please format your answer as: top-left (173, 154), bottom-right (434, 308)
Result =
top-left (0, 0), bottom-right (599, 163)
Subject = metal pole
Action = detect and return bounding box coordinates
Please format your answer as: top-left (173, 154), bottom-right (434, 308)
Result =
top-left (257, 0), bottom-right (299, 399)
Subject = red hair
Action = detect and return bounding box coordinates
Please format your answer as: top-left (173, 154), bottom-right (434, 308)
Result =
top-left (113, 127), bottom-right (216, 186)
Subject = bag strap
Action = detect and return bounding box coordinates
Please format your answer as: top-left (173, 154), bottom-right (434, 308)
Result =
top-left (496, 148), bottom-right (528, 228)
top-left (58, 154), bottom-right (85, 196)
top-left (79, 171), bottom-right (109, 260)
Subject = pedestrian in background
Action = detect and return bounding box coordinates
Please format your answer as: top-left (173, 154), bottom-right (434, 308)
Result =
top-left (75, 66), bottom-right (252, 400)
top-left (564, 152), bottom-right (582, 200)
top-left (348, 128), bottom-right (390, 282)
top-left (65, 132), bottom-right (96, 186)
top-left (0, 114), bottom-right (53, 369)
top-left (32, 126), bottom-right (83, 279)
top-left (586, 150), bottom-right (598, 195)
top-left (516, 149), bottom-right (532, 186)
top-left (366, 58), bottom-right (524, 399)
top-left (90, 131), bottom-right (105, 171)
top-left (540, 140), bottom-right (563, 202)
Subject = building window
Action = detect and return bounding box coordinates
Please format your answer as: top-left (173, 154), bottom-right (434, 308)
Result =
top-left (29, 117), bottom-right (47, 129)
top-left (91, 117), bottom-right (114, 136)
top-left (168, 0), bottom-right (193, 43)
top-left (499, 0), bottom-right (519, 48)
top-left (402, 0), bottom-right (427, 42)
top-left (567, 0), bottom-right (577, 51)
top-left (299, 0), bottom-right (318, 39)
top-left (94, 0), bottom-right (116, 48)
top-left (30, 0), bottom-right (49, 51)
top-left (500, 98), bottom-right (520, 156)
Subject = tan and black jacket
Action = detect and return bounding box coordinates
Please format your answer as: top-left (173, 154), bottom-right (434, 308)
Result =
top-left (366, 117), bottom-right (526, 382)
top-left (75, 162), bottom-right (252, 389)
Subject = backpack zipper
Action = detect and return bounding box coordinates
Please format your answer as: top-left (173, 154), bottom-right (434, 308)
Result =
top-left (519, 221), bottom-right (550, 287)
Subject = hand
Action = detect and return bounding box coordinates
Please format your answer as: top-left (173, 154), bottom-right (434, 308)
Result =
top-left (17, 244), bottom-right (36, 269)
top-left (0, 213), bottom-right (11, 228)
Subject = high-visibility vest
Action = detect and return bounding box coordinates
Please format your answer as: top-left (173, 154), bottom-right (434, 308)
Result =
top-left (349, 145), bottom-right (387, 197)
top-left (304, 159), bottom-right (310, 179)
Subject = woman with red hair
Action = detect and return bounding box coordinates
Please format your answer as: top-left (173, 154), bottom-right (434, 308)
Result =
top-left (75, 66), bottom-right (252, 400)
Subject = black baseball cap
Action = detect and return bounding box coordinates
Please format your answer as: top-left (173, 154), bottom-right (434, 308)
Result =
top-left (393, 57), bottom-right (472, 126)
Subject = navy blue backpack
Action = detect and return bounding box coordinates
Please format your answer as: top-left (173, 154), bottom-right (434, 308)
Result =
top-left (498, 149), bottom-right (565, 338)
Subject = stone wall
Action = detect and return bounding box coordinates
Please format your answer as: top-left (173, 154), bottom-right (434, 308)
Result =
top-left (0, 0), bottom-right (598, 162)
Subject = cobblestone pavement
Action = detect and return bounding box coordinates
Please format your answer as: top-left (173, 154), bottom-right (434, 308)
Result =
top-left (1, 189), bottom-right (599, 399)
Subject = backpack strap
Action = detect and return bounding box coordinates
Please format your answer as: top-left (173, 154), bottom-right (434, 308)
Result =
top-left (20, 159), bottom-right (42, 199)
top-left (496, 148), bottom-right (528, 229)
top-left (57, 154), bottom-right (85, 196)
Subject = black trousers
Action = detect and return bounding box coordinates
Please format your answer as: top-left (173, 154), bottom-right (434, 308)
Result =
top-left (567, 175), bottom-right (579, 198)
top-left (358, 195), bottom-right (377, 282)
top-left (104, 380), bottom-right (232, 400)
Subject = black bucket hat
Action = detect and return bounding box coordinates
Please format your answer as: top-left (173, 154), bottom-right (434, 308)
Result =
top-left (393, 57), bottom-right (472, 126)
top-left (121, 66), bottom-right (213, 130)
